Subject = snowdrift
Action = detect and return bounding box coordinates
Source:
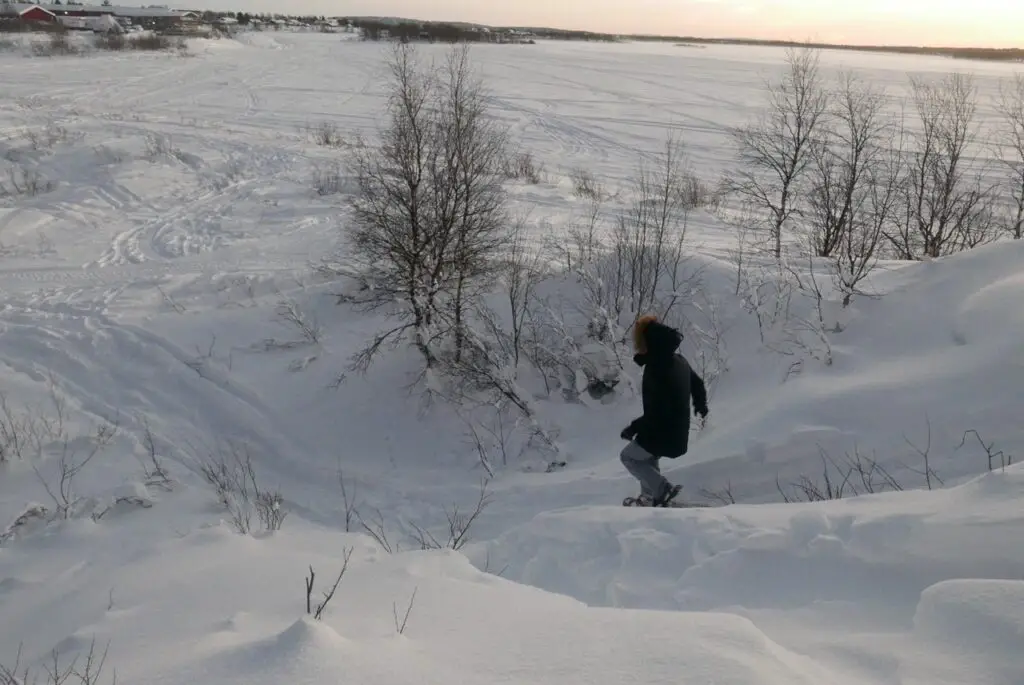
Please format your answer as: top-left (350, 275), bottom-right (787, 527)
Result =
top-left (659, 239), bottom-right (1024, 503)
top-left (1, 509), bottom-right (852, 685)
top-left (476, 467), bottom-right (1024, 685)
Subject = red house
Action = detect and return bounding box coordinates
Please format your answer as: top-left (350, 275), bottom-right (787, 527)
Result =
top-left (20, 6), bottom-right (56, 22)
top-left (2, 4), bottom-right (57, 22)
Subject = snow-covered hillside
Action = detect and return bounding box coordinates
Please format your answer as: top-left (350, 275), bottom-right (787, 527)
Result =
top-left (0, 32), bottom-right (1022, 685)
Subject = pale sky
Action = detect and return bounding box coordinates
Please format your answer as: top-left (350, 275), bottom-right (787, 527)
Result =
top-left (190, 0), bottom-right (1020, 48)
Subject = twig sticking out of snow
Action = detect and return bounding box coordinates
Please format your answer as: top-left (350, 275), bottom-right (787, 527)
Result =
top-left (393, 587), bottom-right (418, 635)
top-left (337, 463), bottom-right (359, 532)
top-left (306, 547), bottom-right (354, 620)
top-left (409, 479), bottom-right (492, 551)
top-left (902, 416), bottom-right (943, 490)
top-left (959, 429), bottom-right (1015, 472)
top-left (356, 507), bottom-right (395, 554)
top-left (0, 637), bottom-right (117, 685)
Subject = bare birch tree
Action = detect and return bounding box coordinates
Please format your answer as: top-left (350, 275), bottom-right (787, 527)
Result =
top-left (886, 73), bottom-right (997, 259)
top-left (806, 73), bottom-right (904, 305)
top-left (807, 73), bottom-right (888, 258)
top-left (726, 47), bottom-right (828, 259)
top-left (347, 42), bottom-right (510, 372)
top-left (994, 73), bottom-right (1024, 240)
top-left (610, 131), bottom-right (696, 320)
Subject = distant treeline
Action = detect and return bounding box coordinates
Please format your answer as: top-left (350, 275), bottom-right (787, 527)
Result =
top-left (497, 27), bottom-right (620, 42)
top-left (628, 35), bottom-right (1024, 62)
top-left (346, 19), bottom-right (618, 43)
top-left (346, 19), bottom-right (536, 43)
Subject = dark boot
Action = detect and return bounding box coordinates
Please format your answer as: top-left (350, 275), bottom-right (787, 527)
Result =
top-left (654, 483), bottom-right (682, 507)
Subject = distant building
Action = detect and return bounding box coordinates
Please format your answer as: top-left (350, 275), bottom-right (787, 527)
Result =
top-left (7, 3), bottom-right (57, 22)
top-left (1, 3), bottom-right (195, 30)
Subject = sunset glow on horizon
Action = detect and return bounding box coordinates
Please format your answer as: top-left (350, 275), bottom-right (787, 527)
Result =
top-left (190, 0), bottom-right (1020, 48)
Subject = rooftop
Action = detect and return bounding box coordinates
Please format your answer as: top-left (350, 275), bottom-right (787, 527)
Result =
top-left (1, 3), bottom-right (190, 18)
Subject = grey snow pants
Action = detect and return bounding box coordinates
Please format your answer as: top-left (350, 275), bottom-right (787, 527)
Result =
top-left (620, 440), bottom-right (671, 500)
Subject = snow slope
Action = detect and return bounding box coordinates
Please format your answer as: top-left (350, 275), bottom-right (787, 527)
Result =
top-left (477, 469), bottom-right (1024, 684)
top-left (1, 31), bottom-right (1023, 685)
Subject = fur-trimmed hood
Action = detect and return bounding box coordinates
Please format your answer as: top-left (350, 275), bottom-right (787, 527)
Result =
top-left (632, 315), bottom-right (683, 366)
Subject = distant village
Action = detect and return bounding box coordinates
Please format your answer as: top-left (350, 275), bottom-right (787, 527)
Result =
top-left (0, 2), bottom-right (548, 43)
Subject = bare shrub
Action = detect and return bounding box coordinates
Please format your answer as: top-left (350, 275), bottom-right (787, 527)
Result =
top-left (312, 163), bottom-right (342, 196)
top-left (698, 481), bottom-right (737, 506)
top-left (409, 479), bottom-right (492, 551)
top-left (261, 297), bottom-right (322, 350)
top-left (1, 638), bottom-right (117, 685)
top-left (31, 30), bottom-right (79, 57)
top-left (725, 46), bottom-right (829, 259)
top-left (994, 73), bottom-right (1024, 239)
top-left (501, 222), bottom-right (546, 369)
top-left (345, 42), bottom-right (510, 373)
top-left (136, 417), bottom-right (173, 491)
top-left (541, 196), bottom-right (603, 276)
top-left (772, 250), bottom-right (834, 377)
top-left (460, 408), bottom-right (510, 477)
top-left (677, 172), bottom-right (721, 212)
top-left (356, 507), bottom-right (396, 553)
top-left (736, 258), bottom-right (795, 346)
top-left (32, 418), bottom-right (119, 521)
top-left (128, 33), bottom-right (179, 51)
top-left (501, 150), bottom-right (546, 184)
top-left (24, 122), bottom-right (70, 151)
top-left (308, 120), bottom-right (345, 148)
top-left (776, 449), bottom-right (855, 502)
top-left (777, 444), bottom-right (905, 503)
top-left (569, 167), bottom-right (604, 200)
top-left (305, 547), bottom-right (354, 620)
top-left (0, 504), bottom-right (49, 545)
top-left (144, 134), bottom-right (183, 161)
top-left (2, 166), bottom-right (56, 198)
top-left (844, 445), bottom-right (904, 494)
top-left (685, 292), bottom-right (729, 399)
top-left (434, 318), bottom-right (553, 441)
top-left (518, 137), bottom-right (708, 404)
top-left (886, 73), bottom-right (998, 258)
top-left (198, 443), bottom-right (287, 534)
top-left (0, 386), bottom-right (67, 463)
top-left (92, 32), bottom-right (126, 51)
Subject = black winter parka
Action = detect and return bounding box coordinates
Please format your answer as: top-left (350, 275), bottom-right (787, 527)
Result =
top-left (625, 321), bottom-right (708, 459)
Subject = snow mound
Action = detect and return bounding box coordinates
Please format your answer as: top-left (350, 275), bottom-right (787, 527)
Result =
top-left (0, 512), bottom-right (850, 685)
top-left (674, 240), bottom-right (1024, 502)
top-left (184, 616), bottom-right (352, 683)
top-left (479, 468), bottom-right (1024, 612)
top-left (474, 468), bottom-right (1024, 682)
top-left (953, 270), bottom-right (1024, 348)
top-left (904, 579), bottom-right (1024, 685)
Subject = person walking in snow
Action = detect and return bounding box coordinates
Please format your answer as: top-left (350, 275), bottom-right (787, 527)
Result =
top-left (620, 315), bottom-right (709, 506)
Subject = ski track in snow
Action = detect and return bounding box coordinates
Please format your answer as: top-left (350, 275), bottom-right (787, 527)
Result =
top-left (1, 31), bottom-right (1023, 685)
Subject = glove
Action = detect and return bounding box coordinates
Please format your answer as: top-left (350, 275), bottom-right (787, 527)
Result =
top-left (620, 424), bottom-right (637, 441)
top-left (695, 406), bottom-right (709, 430)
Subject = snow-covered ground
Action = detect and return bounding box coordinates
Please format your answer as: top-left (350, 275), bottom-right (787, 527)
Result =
top-left (1, 32), bottom-right (1022, 685)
